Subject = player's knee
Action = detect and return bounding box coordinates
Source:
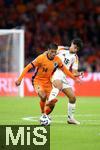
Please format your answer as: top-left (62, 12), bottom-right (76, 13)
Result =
top-left (69, 96), bottom-right (76, 103)
top-left (53, 80), bottom-right (62, 90)
top-left (41, 95), bottom-right (47, 101)
top-left (38, 91), bottom-right (47, 101)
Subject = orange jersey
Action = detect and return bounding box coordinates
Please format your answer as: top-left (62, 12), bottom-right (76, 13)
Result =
top-left (17, 53), bottom-right (76, 84)
top-left (31, 53), bottom-right (63, 81)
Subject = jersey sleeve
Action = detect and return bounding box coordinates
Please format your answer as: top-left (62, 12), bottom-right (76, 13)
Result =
top-left (17, 55), bottom-right (43, 82)
top-left (56, 56), bottom-right (63, 68)
top-left (72, 55), bottom-right (79, 70)
top-left (17, 63), bottom-right (33, 82)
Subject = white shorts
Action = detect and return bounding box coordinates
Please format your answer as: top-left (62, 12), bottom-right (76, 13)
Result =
top-left (51, 69), bottom-right (72, 89)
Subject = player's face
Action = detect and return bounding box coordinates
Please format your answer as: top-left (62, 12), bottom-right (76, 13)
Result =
top-left (47, 49), bottom-right (57, 59)
top-left (69, 43), bottom-right (78, 53)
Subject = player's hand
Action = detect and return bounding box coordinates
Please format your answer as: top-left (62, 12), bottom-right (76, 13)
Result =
top-left (79, 71), bottom-right (84, 78)
top-left (15, 80), bottom-right (21, 86)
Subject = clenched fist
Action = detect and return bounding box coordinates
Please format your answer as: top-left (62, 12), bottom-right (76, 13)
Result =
top-left (15, 80), bottom-right (21, 86)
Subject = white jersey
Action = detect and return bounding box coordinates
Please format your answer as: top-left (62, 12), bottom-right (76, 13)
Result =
top-left (57, 46), bottom-right (78, 71)
top-left (52, 46), bottom-right (79, 89)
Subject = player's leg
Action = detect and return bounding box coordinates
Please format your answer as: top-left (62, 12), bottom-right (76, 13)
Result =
top-left (43, 78), bottom-right (65, 115)
top-left (33, 81), bottom-right (52, 126)
top-left (62, 87), bottom-right (76, 118)
top-left (47, 84), bottom-right (59, 115)
top-left (38, 91), bottom-right (46, 114)
top-left (34, 83), bottom-right (47, 114)
top-left (50, 70), bottom-right (63, 101)
top-left (40, 85), bottom-right (55, 126)
top-left (62, 87), bottom-right (80, 125)
top-left (53, 79), bottom-right (77, 119)
top-left (43, 84), bottom-right (59, 115)
top-left (53, 79), bottom-right (63, 91)
top-left (46, 80), bottom-right (63, 115)
top-left (44, 98), bottom-right (58, 115)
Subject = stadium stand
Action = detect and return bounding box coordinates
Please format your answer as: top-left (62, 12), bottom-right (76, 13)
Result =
top-left (0, 0), bottom-right (100, 72)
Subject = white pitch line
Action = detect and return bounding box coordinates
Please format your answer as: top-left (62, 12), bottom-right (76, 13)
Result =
top-left (22, 116), bottom-right (65, 124)
top-left (22, 114), bottom-right (100, 124)
top-left (76, 114), bottom-right (100, 117)
top-left (23, 114), bottom-right (100, 119)
top-left (51, 114), bottom-right (100, 117)
top-left (23, 116), bottom-right (39, 122)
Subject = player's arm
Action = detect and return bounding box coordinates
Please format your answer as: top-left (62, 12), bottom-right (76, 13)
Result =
top-left (15, 63), bottom-right (33, 86)
top-left (15, 55), bottom-right (42, 86)
top-left (59, 64), bottom-right (76, 80)
top-left (57, 57), bottom-right (80, 82)
top-left (72, 55), bottom-right (84, 78)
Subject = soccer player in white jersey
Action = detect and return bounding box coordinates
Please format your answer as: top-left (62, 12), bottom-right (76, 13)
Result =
top-left (48, 38), bottom-right (84, 125)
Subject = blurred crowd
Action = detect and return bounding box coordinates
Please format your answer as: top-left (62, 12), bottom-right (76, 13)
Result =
top-left (0, 0), bottom-right (100, 72)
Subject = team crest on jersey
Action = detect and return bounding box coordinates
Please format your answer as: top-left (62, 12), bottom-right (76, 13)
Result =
top-left (54, 62), bottom-right (58, 68)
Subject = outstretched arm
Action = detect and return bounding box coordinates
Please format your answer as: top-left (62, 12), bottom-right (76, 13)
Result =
top-left (60, 65), bottom-right (81, 83)
top-left (15, 54), bottom-right (43, 86)
top-left (57, 57), bottom-right (81, 82)
top-left (15, 63), bottom-right (34, 86)
top-left (60, 65), bottom-right (76, 80)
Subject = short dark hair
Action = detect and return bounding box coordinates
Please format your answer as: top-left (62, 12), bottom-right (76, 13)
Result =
top-left (71, 38), bottom-right (83, 51)
top-left (48, 43), bottom-right (58, 50)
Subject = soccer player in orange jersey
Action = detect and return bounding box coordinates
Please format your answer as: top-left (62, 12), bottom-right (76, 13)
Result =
top-left (15, 43), bottom-right (81, 125)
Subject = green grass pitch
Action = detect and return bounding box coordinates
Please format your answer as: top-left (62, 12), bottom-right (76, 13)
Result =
top-left (0, 96), bottom-right (100, 150)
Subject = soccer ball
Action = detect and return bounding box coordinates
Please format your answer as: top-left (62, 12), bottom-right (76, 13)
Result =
top-left (40, 114), bottom-right (51, 126)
